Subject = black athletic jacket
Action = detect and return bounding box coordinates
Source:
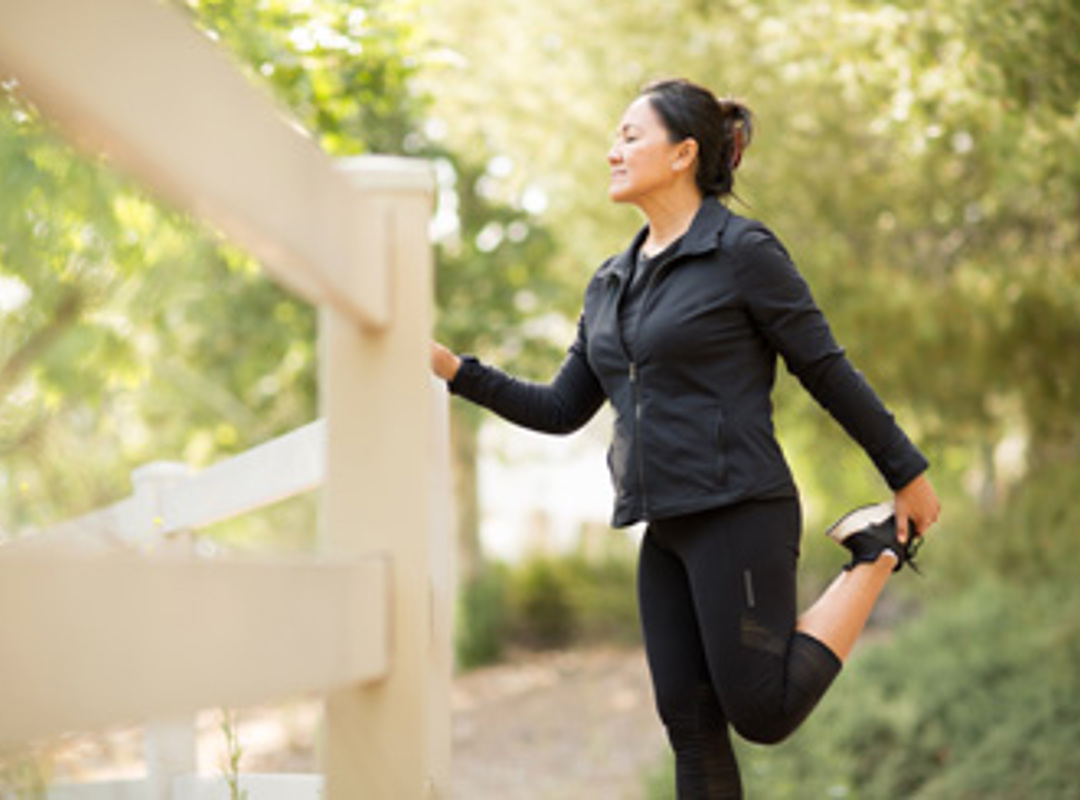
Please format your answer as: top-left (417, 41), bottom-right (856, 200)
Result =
top-left (450, 199), bottom-right (928, 528)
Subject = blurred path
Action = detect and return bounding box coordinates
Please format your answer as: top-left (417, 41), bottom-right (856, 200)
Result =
top-left (452, 646), bottom-right (667, 800)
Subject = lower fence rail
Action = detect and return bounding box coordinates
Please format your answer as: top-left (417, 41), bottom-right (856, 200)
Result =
top-left (45, 774), bottom-right (323, 800)
top-left (0, 551), bottom-right (389, 749)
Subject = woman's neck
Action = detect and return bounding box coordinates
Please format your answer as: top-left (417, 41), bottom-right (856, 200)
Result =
top-left (639, 187), bottom-right (704, 257)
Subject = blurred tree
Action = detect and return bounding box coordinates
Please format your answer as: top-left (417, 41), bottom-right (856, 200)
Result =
top-left (0, 81), bottom-right (318, 532)
top-left (0, 0), bottom-right (571, 566)
top-left (429, 151), bottom-right (569, 574)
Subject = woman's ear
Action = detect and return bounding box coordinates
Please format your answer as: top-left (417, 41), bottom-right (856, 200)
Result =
top-left (672, 138), bottom-right (699, 172)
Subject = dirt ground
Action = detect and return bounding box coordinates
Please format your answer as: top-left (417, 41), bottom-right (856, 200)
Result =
top-left (450, 646), bottom-right (667, 799)
top-left (41, 646), bottom-right (668, 799)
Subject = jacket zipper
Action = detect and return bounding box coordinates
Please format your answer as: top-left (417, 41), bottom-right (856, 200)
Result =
top-left (626, 255), bottom-right (678, 520)
top-left (628, 360), bottom-right (648, 518)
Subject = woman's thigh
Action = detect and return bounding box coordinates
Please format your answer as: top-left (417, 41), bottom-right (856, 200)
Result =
top-left (646, 500), bottom-right (802, 712)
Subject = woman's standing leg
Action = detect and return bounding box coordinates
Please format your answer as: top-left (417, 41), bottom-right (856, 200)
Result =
top-left (638, 528), bottom-right (743, 799)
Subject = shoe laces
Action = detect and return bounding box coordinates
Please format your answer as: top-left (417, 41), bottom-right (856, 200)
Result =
top-left (900, 531), bottom-right (924, 575)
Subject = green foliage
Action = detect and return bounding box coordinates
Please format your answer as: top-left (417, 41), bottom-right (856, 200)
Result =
top-left (507, 554), bottom-right (579, 650)
top-left (937, 458), bottom-right (1080, 587)
top-left (455, 564), bottom-right (511, 670)
top-left (174, 0), bottom-right (427, 157)
top-left (432, 153), bottom-right (570, 378)
top-left (562, 542), bottom-right (642, 645)
top-left (219, 709), bottom-right (250, 800)
top-left (960, 0), bottom-right (1080, 117)
top-left (0, 753), bottom-right (49, 800)
top-left (0, 85), bottom-right (251, 527)
top-left (501, 542), bottom-right (641, 652)
top-left (455, 534), bottom-right (640, 669)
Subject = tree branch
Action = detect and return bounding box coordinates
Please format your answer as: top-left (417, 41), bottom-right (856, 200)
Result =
top-left (0, 288), bottom-right (83, 402)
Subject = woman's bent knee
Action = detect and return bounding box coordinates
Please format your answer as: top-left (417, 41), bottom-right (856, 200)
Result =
top-left (729, 713), bottom-right (798, 746)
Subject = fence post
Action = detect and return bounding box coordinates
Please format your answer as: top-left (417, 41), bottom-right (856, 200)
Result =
top-left (131, 462), bottom-right (198, 799)
top-left (318, 157), bottom-right (448, 799)
top-left (144, 717), bottom-right (198, 800)
top-left (129, 461), bottom-right (191, 551)
top-left (426, 378), bottom-right (455, 796)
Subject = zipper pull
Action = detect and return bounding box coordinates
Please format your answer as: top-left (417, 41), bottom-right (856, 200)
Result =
top-left (629, 362), bottom-right (637, 382)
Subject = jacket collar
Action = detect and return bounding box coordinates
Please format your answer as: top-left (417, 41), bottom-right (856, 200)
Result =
top-left (598, 199), bottom-right (733, 284)
top-left (682, 197), bottom-right (733, 257)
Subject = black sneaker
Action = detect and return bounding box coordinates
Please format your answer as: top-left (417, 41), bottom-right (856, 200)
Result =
top-left (825, 501), bottom-right (922, 574)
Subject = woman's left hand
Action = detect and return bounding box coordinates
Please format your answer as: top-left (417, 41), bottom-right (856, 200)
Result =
top-left (894, 472), bottom-right (941, 544)
top-left (431, 341), bottom-right (462, 382)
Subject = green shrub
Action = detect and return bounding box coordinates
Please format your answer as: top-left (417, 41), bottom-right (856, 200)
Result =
top-left (455, 564), bottom-right (510, 670)
top-left (506, 554), bottom-right (578, 649)
top-left (945, 461), bottom-right (1080, 585)
top-left (455, 533), bottom-right (641, 667)
top-left (562, 549), bottom-right (641, 646)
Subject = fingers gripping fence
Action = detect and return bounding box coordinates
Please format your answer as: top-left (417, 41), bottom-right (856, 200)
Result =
top-left (0, 1), bottom-right (452, 798)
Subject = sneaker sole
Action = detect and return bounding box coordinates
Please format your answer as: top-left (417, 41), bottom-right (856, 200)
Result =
top-left (825, 501), bottom-right (895, 544)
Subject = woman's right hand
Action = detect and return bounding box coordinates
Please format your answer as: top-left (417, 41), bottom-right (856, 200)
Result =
top-left (431, 341), bottom-right (462, 382)
top-left (894, 472), bottom-right (941, 544)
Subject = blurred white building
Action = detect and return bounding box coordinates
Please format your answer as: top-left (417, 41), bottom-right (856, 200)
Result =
top-left (477, 408), bottom-right (639, 561)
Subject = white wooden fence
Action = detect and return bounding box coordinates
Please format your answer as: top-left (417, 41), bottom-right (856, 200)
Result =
top-left (0, 0), bottom-right (452, 798)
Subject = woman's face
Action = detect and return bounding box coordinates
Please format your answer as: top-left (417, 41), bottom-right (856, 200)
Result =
top-left (607, 96), bottom-right (694, 205)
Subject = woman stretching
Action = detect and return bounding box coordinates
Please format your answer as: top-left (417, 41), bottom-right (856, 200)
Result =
top-left (431, 78), bottom-right (941, 798)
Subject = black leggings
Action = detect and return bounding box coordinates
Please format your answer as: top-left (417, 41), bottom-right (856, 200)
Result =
top-left (638, 499), bottom-right (843, 799)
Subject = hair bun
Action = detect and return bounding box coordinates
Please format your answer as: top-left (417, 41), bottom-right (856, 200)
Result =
top-left (717, 99), bottom-right (753, 171)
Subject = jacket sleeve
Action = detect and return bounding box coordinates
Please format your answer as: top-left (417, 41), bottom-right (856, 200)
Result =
top-left (733, 227), bottom-right (928, 490)
top-left (447, 316), bottom-right (607, 435)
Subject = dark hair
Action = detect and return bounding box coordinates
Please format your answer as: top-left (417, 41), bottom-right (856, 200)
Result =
top-left (640, 78), bottom-right (753, 198)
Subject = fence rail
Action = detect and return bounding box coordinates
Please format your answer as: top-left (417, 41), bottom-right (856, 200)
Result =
top-left (12, 420), bottom-right (327, 552)
top-left (0, 548), bottom-right (389, 748)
